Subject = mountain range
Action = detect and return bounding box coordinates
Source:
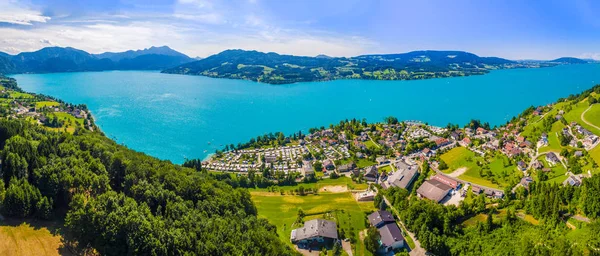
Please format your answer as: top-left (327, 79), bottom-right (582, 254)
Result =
top-left (163, 49), bottom-right (586, 84)
top-left (0, 46), bottom-right (194, 74)
top-left (0, 46), bottom-right (591, 85)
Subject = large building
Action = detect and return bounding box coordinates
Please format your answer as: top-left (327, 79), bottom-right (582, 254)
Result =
top-left (367, 210), bottom-right (405, 253)
top-left (416, 179), bottom-right (453, 203)
top-left (291, 219), bottom-right (338, 246)
top-left (381, 161), bottom-right (418, 189)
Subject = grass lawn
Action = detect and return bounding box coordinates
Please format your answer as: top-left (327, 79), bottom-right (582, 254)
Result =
top-left (536, 157), bottom-right (569, 184)
top-left (249, 176), bottom-right (368, 193)
top-left (589, 146), bottom-right (600, 167)
top-left (35, 101), bottom-right (60, 108)
top-left (356, 158), bottom-right (376, 168)
top-left (0, 220), bottom-right (68, 256)
top-left (364, 140), bottom-right (379, 150)
top-left (583, 103), bottom-right (600, 133)
top-left (9, 92), bottom-right (34, 99)
top-left (563, 98), bottom-right (600, 136)
top-left (378, 165), bottom-right (392, 174)
top-left (252, 192), bottom-right (375, 255)
top-left (539, 122), bottom-right (566, 153)
top-left (46, 112), bottom-right (85, 133)
top-left (439, 147), bottom-right (478, 173)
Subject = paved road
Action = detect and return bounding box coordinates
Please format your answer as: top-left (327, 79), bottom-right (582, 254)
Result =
top-left (381, 195), bottom-right (426, 256)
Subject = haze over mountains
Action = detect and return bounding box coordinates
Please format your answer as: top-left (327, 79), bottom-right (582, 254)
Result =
top-left (0, 46), bottom-right (591, 84)
top-left (0, 46), bottom-right (194, 74)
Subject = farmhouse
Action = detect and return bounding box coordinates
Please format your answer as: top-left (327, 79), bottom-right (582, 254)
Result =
top-left (291, 219), bottom-right (338, 246)
top-left (431, 174), bottom-right (459, 189)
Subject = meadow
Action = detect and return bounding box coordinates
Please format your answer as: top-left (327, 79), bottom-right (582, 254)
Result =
top-left (252, 191), bottom-right (376, 255)
top-left (0, 220), bottom-right (68, 256)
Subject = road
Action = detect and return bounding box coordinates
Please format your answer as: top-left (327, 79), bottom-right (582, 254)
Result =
top-left (381, 195), bottom-right (426, 256)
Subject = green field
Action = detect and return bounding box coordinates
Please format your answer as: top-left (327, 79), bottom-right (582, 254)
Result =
top-left (47, 112), bottom-right (85, 133)
top-left (0, 220), bottom-right (68, 256)
top-left (563, 97), bottom-right (600, 136)
top-left (583, 103), bottom-right (600, 131)
top-left (440, 147), bottom-right (478, 173)
top-left (364, 140), bottom-right (379, 149)
top-left (539, 122), bottom-right (566, 153)
top-left (439, 148), bottom-right (517, 189)
top-left (249, 176), bottom-right (368, 193)
top-left (9, 91), bottom-right (35, 99)
top-left (252, 192), bottom-right (375, 255)
top-left (35, 101), bottom-right (60, 108)
top-left (356, 158), bottom-right (376, 168)
top-left (378, 165), bottom-right (393, 173)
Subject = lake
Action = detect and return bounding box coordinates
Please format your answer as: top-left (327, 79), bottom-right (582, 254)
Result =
top-left (11, 64), bottom-right (600, 163)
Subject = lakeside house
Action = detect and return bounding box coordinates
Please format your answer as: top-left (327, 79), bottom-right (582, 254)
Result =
top-left (291, 219), bottom-right (338, 247)
top-left (367, 211), bottom-right (405, 253)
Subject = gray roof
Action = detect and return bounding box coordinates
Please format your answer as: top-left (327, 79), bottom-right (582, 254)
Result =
top-left (368, 210), bottom-right (395, 226)
top-left (416, 179), bottom-right (452, 202)
top-left (365, 165), bottom-right (378, 178)
top-left (378, 223), bottom-right (404, 247)
top-left (386, 163), bottom-right (418, 189)
top-left (291, 219), bottom-right (338, 242)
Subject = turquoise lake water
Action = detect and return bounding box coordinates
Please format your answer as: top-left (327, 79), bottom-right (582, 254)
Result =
top-left (10, 64), bottom-right (600, 163)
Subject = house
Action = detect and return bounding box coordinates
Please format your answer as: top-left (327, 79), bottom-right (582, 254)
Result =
top-left (364, 166), bottom-right (379, 182)
top-left (574, 151), bottom-right (583, 157)
top-left (416, 179), bottom-right (452, 203)
top-left (450, 131), bottom-right (460, 140)
top-left (461, 137), bottom-right (472, 146)
top-left (563, 175), bottom-right (582, 187)
top-left (356, 152), bottom-right (365, 158)
top-left (338, 162), bottom-right (356, 172)
top-left (422, 148), bottom-right (432, 157)
top-left (291, 219), bottom-right (338, 246)
top-left (545, 152), bottom-right (560, 165)
top-left (471, 186), bottom-right (482, 195)
top-left (517, 161), bottom-right (527, 171)
top-left (476, 127), bottom-right (487, 135)
top-left (265, 155), bottom-right (277, 163)
top-left (519, 141), bottom-right (532, 148)
top-left (431, 174), bottom-right (459, 189)
top-left (356, 191), bottom-right (376, 201)
top-left (378, 223), bottom-right (405, 253)
top-left (367, 211), bottom-right (405, 253)
top-left (303, 161), bottom-right (314, 176)
top-left (520, 176), bottom-right (534, 189)
top-left (435, 138), bottom-right (450, 147)
top-left (532, 160), bottom-right (543, 170)
top-left (381, 161), bottom-right (418, 189)
top-left (376, 156), bottom-right (390, 165)
top-left (323, 159), bottom-right (335, 170)
top-left (368, 210), bottom-right (395, 228)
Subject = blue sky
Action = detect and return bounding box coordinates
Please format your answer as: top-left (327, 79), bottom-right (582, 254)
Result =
top-left (1, 0), bottom-right (600, 59)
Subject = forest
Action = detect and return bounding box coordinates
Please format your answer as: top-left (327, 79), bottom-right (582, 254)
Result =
top-left (0, 118), bottom-right (295, 255)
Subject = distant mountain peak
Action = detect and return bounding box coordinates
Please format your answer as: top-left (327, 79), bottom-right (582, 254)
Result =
top-left (94, 46), bottom-right (190, 62)
top-left (550, 57), bottom-right (587, 64)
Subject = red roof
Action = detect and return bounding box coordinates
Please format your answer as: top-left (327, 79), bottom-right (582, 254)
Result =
top-left (432, 174), bottom-right (458, 189)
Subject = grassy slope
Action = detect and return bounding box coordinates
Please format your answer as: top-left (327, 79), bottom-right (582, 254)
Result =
top-left (440, 147), bottom-right (477, 173)
top-left (0, 221), bottom-right (68, 256)
top-left (249, 176), bottom-right (368, 193)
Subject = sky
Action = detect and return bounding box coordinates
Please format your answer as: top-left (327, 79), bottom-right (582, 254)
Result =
top-left (1, 0), bottom-right (600, 60)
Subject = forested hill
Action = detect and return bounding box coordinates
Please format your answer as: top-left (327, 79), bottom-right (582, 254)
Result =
top-left (161, 49), bottom-right (553, 84)
top-left (0, 76), bottom-right (294, 255)
top-left (0, 46), bottom-right (194, 74)
top-left (550, 57), bottom-right (589, 64)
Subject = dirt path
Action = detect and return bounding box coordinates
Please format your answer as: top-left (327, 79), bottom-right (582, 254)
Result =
top-left (582, 104), bottom-right (600, 133)
top-left (446, 167), bottom-right (467, 178)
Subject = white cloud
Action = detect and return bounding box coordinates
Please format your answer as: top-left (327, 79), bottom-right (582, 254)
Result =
top-left (0, 1), bottom-right (50, 25)
top-left (579, 52), bottom-right (600, 60)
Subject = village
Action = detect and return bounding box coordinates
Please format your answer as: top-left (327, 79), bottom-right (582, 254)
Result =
top-left (204, 97), bottom-right (600, 255)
